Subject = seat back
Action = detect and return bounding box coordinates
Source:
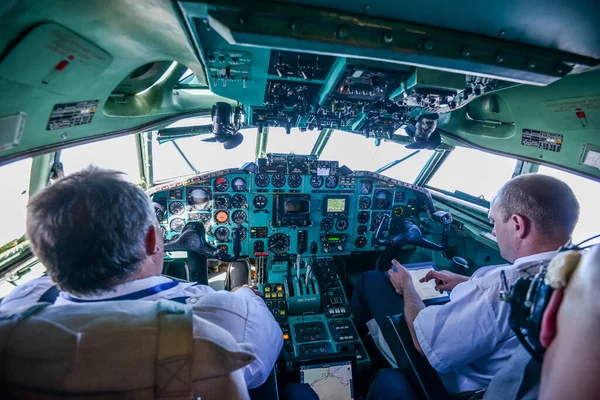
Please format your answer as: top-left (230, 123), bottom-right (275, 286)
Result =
top-left (0, 300), bottom-right (255, 400)
top-left (383, 314), bottom-right (450, 400)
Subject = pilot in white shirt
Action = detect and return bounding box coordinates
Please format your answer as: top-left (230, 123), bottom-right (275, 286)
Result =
top-left (1, 167), bottom-right (283, 390)
top-left (1, 274), bottom-right (281, 389)
top-left (413, 251), bottom-right (554, 393)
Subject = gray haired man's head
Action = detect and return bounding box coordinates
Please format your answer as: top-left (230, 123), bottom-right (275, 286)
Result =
top-left (26, 166), bottom-right (156, 295)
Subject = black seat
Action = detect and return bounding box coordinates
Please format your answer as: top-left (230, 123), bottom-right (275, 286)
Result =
top-left (382, 314), bottom-right (451, 400)
top-left (249, 367), bottom-right (279, 400)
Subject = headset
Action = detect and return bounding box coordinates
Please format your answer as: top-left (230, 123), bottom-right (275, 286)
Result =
top-left (501, 234), bottom-right (600, 363)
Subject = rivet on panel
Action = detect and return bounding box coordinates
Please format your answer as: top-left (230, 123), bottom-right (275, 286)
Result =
top-left (460, 46), bottom-right (471, 57)
top-left (60, 133), bottom-right (68, 140)
top-left (423, 39), bottom-right (433, 51)
top-left (382, 32), bottom-right (393, 44)
top-left (527, 59), bottom-right (536, 69)
top-left (494, 52), bottom-right (505, 63)
top-left (337, 25), bottom-right (349, 39)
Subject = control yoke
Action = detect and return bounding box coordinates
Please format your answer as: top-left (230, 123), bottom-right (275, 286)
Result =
top-left (164, 222), bottom-right (241, 262)
top-left (373, 211), bottom-right (452, 251)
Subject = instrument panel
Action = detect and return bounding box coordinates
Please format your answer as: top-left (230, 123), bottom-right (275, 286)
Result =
top-left (150, 154), bottom-right (434, 258)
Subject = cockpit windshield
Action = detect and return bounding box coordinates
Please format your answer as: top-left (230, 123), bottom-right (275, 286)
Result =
top-left (151, 117), bottom-right (434, 183)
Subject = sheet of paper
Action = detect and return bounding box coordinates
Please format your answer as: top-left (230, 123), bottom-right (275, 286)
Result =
top-left (408, 268), bottom-right (448, 301)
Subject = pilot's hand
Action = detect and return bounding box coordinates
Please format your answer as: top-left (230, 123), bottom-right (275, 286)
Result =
top-left (388, 259), bottom-right (413, 295)
top-left (420, 270), bottom-right (468, 293)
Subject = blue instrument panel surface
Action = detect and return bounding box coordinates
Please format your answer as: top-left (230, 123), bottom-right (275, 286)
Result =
top-left (150, 155), bottom-right (433, 258)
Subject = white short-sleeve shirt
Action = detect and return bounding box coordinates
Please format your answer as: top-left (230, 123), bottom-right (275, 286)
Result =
top-left (413, 251), bottom-right (554, 394)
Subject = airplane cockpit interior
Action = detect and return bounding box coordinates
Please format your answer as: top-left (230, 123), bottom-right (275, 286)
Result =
top-left (0, 1), bottom-right (599, 399)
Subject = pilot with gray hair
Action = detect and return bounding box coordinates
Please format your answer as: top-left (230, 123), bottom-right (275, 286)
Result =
top-left (0, 166), bottom-right (282, 389)
top-left (350, 173), bottom-right (580, 398)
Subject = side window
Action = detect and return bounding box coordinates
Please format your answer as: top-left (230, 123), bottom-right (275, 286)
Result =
top-left (0, 158), bottom-right (32, 247)
top-left (60, 135), bottom-right (142, 184)
top-left (427, 147), bottom-right (517, 203)
top-left (537, 166), bottom-right (600, 244)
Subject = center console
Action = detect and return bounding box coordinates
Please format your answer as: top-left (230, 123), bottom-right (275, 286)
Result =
top-left (259, 257), bottom-right (370, 373)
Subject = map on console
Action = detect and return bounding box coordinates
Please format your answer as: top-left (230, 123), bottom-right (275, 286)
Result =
top-left (300, 361), bottom-right (354, 400)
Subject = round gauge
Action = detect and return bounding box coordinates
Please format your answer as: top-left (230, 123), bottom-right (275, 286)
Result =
top-left (272, 174), bottom-right (286, 188)
top-left (268, 233), bottom-right (290, 253)
top-left (320, 217), bottom-right (334, 231)
top-left (214, 177), bottom-right (229, 192)
top-left (355, 236), bottom-right (367, 248)
top-left (253, 195), bottom-right (268, 209)
top-left (325, 175), bottom-right (338, 189)
top-left (310, 175), bottom-right (324, 188)
top-left (357, 211), bottom-right (370, 224)
top-left (288, 174), bottom-right (302, 188)
top-left (231, 194), bottom-right (247, 208)
top-left (215, 210), bottom-right (229, 224)
top-left (187, 188), bottom-right (211, 210)
top-left (374, 190), bottom-right (392, 209)
top-left (232, 210), bottom-right (247, 224)
top-left (214, 227), bottom-right (230, 242)
top-left (169, 201), bottom-right (185, 216)
top-left (255, 173), bottom-right (270, 188)
top-left (169, 218), bottom-right (185, 232)
top-left (360, 181), bottom-right (373, 195)
top-left (371, 212), bottom-right (390, 231)
top-left (239, 226), bottom-right (247, 241)
top-left (335, 218), bottom-right (349, 231)
top-left (358, 196), bottom-right (372, 209)
top-left (393, 206), bottom-right (405, 217)
top-left (154, 204), bottom-right (166, 221)
top-left (214, 195), bottom-right (230, 209)
top-left (160, 226), bottom-right (168, 239)
top-left (231, 177), bottom-right (247, 192)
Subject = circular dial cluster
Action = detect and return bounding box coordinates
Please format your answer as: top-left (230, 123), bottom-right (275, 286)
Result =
top-left (214, 226), bottom-right (230, 242)
top-left (254, 173), bottom-right (270, 188)
top-left (268, 233), bottom-right (290, 253)
top-left (231, 210), bottom-right (247, 224)
top-left (373, 190), bottom-right (392, 209)
top-left (310, 175), bottom-right (324, 188)
top-left (355, 236), bottom-right (367, 248)
top-left (231, 194), bottom-right (247, 208)
top-left (360, 180), bottom-right (373, 195)
top-left (169, 201), bottom-right (185, 215)
top-left (288, 174), bottom-right (302, 188)
top-left (187, 188), bottom-right (211, 210)
top-left (253, 195), bottom-right (268, 209)
top-left (169, 218), bottom-right (185, 232)
top-left (214, 177), bottom-right (229, 192)
top-left (357, 211), bottom-right (370, 224)
top-left (215, 210), bottom-right (229, 224)
top-left (321, 218), bottom-right (334, 231)
top-left (325, 176), bottom-right (338, 188)
top-left (335, 218), bottom-right (349, 231)
top-left (358, 196), bottom-right (371, 209)
top-left (231, 177), bottom-right (247, 192)
top-left (271, 174), bottom-right (286, 188)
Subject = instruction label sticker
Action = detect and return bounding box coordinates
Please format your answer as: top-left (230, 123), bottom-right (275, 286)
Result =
top-left (46, 100), bottom-right (98, 131)
top-left (541, 95), bottom-right (600, 130)
top-left (521, 129), bottom-right (563, 152)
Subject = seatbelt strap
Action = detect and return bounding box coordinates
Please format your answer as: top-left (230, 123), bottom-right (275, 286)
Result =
top-left (155, 300), bottom-right (194, 400)
top-left (38, 285), bottom-right (60, 303)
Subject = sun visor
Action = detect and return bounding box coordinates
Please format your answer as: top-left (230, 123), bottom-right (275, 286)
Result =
top-left (0, 23), bottom-right (112, 96)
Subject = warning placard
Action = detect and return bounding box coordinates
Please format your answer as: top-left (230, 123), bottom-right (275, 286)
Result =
top-left (46, 100), bottom-right (98, 131)
top-left (521, 129), bottom-right (563, 152)
top-left (541, 95), bottom-right (600, 130)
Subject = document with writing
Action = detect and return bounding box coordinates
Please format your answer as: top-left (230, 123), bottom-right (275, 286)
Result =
top-left (408, 267), bottom-right (448, 301)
